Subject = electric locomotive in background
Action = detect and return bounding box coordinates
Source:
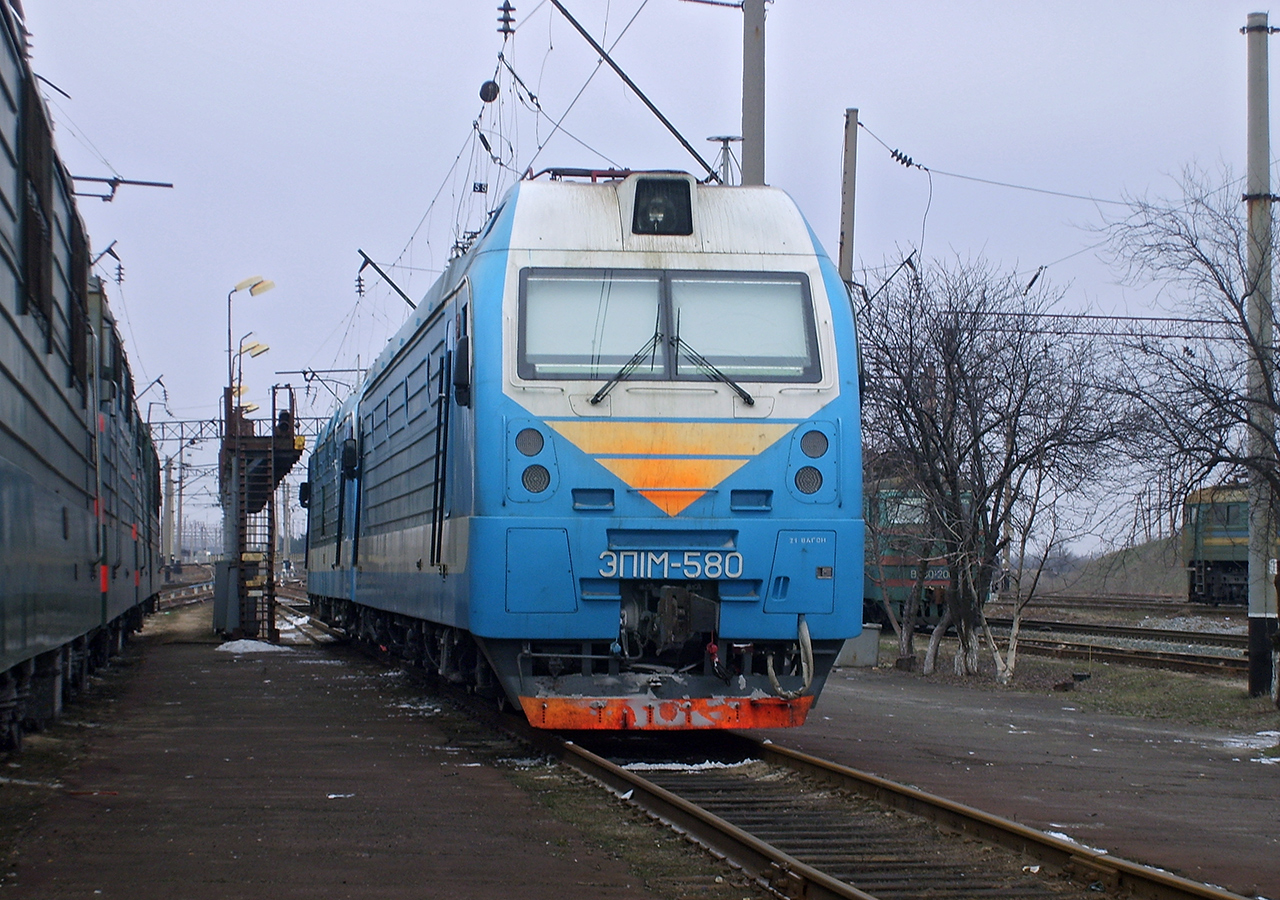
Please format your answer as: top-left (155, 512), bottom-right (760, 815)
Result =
top-left (306, 169), bottom-right (863, 729)
top-left (1183, 485), bottom-right (1251, 605)
top-left (0, 2), bottom-right (161, 749)
top-left (862, 479), bottom-right (949, 627)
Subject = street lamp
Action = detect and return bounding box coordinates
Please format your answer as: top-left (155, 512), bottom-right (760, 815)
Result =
top-left (227, 276), bottom-right (275, 403)
top-left (235, 331), bottom-right (271, 411)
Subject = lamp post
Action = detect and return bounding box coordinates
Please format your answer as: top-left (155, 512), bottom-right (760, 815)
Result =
top-left (226, 276), bottom-right (275, 426)
top-left (221, 276), bottom-right (274, 638)
top-left (236, 332), bottom-right (270, 410)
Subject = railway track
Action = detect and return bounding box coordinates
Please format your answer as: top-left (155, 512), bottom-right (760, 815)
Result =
top-left (511, 728), bottom-right (1249, 900)
top-left (983, 618), bottom-right (1248, 675)
top-left (301, 609), bottom-right (1249, 900)
top-left (1012, 638), bottom-right (1247, 675)
top-left (985, 618), bottom-right (1248, 649)
top-left (154, 580), bottom-right (212, 610)
top-left (987, 594), bottom-right (1234, 616)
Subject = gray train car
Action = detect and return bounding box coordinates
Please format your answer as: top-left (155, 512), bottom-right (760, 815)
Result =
top-left (0, 2), bottom-right (160, 749)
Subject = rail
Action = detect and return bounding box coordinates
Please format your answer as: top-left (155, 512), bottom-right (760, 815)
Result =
top-left (986, 618), bottom-right (1249, 649)
top-left (504, 721), bottom-right (1249, 900)
top-left (734, 736), bottom-right (1250, 900)
top-left (155, 580), bottom-right (213, 610)
top-left (1013, 639), bottom-right (1247, 675)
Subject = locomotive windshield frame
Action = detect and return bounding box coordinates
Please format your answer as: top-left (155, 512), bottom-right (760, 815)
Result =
top-left (516, 267), bottom-right (821, 383)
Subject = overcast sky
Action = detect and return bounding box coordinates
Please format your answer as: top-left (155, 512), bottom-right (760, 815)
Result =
top-left (24, 1), bottom-right (1267, 524)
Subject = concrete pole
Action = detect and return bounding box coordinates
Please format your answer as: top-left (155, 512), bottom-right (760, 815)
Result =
top-left (161, 456), bottom-right (174, 568)
top-left (281, 482), bottom-right (291, 561)
top-left (1244, 11), bottom-right (1278, 698)
top-left (838, 108), bottom-right (859, 284)
top-left (175, 448), bottom-right (185, 569)
top-left (741, 0), bottom-right (765, 186)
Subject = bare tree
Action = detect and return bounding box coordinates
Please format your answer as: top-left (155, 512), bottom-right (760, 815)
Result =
top-left (859, 258), bottom-right (1123, 679)
top-left (1103, 165), bottom-right (1280, 703)
top-left (1104, 166), bottom-right (1280, 500)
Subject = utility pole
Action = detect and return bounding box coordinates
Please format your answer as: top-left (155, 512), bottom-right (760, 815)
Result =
top-left (175, 446), bottom-right (186, 571)
top-left (162, 457), bottom-right (174, 574)
top-left (281, 481), bottom-right (291, 562)
top-left (837, 108), bottom-right (858, 284)
top-left (741, 0), bottom-right (765, 185)
top-left (1243, 11), bottom-right (1278, 699)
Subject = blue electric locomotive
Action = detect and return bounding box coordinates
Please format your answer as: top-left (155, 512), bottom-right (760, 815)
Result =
top-left (305, 170), bottom-right (863, 729)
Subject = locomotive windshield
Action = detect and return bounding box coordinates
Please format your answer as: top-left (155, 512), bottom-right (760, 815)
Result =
top-left (518, 268), bottom-right (820, 382)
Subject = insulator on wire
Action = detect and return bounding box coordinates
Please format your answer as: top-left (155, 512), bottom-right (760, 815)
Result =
top-left (1023, 265), bottom-right (1045, 296)
top-left (115, 263), bottom-right (125, 284)
top-left (355, 274), bottom-right (365, 297)
top-left (891, 148), bottom-right (915, 168)
top-left (497, 1), bottom-right (516, 35)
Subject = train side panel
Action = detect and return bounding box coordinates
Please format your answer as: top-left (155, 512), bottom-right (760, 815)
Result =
top-left (0, 4), bottom-right (159, 746)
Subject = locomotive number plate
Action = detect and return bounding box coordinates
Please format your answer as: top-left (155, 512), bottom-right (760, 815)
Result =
top-left (597, 550), bottom-right (744, 580)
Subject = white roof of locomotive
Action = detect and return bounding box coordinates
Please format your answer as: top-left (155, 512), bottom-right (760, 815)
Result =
top-left (357, 173), bottom-right (828, 395)
top-left (505, 175), bottom-right (819, 258)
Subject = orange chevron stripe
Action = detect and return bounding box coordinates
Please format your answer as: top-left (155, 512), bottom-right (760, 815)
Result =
top-left (597, 458), bottom-right (748, 516)
top-left (596, 456), bottom-right (748, 489)
top-left (638, 490), bottom-right (706, 516)
top-left (549, 420), bottom-right (792, 456)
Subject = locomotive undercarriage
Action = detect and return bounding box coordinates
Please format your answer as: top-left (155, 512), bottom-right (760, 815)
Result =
top-left (1189, 560), bottom-right (1248, 606)
top-left (308, 588), bottom-right (839, 730)
top-left (0, 605), bottom-right (147, 751)
top-left (308, 594), bottom-right (504, 697)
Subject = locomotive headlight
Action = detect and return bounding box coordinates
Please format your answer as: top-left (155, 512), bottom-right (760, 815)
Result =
top-left (630, 177), bottom-right (693, 235)
top-left (787, 422), bottom-right (836, 502)
top-left (508, 420), bottom-right (557, 501)
top-left (800, 430), bottom-right (828, 458)
top-left (516, 427), bottom-right (544, 456)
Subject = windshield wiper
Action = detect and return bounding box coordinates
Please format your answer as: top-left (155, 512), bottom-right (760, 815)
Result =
top-left (672, 334), bottom-right (754, 406)
top-left (590, 332), bottom-right (663, 404)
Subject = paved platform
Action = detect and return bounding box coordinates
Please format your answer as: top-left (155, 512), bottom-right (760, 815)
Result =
top-left (788, 666), bottom-right (1280, 899)
top-left (1, 603), bottom-right (663, 900)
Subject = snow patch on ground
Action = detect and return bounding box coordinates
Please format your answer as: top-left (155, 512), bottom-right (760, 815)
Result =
top-left (623, 759), bottom-right (758, 772)
top-left (1221, 730), bottom-right (1280, 752)
top-left (392, 699), bottom-right (442, 716)
top-left (215, 640), bottom-right (294, 654)
top-left (1045, 830), bottom-right (1108, 854)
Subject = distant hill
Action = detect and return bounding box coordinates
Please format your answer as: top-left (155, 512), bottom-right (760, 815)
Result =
top-left (1033, 536), bottom-right (1186, 597)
